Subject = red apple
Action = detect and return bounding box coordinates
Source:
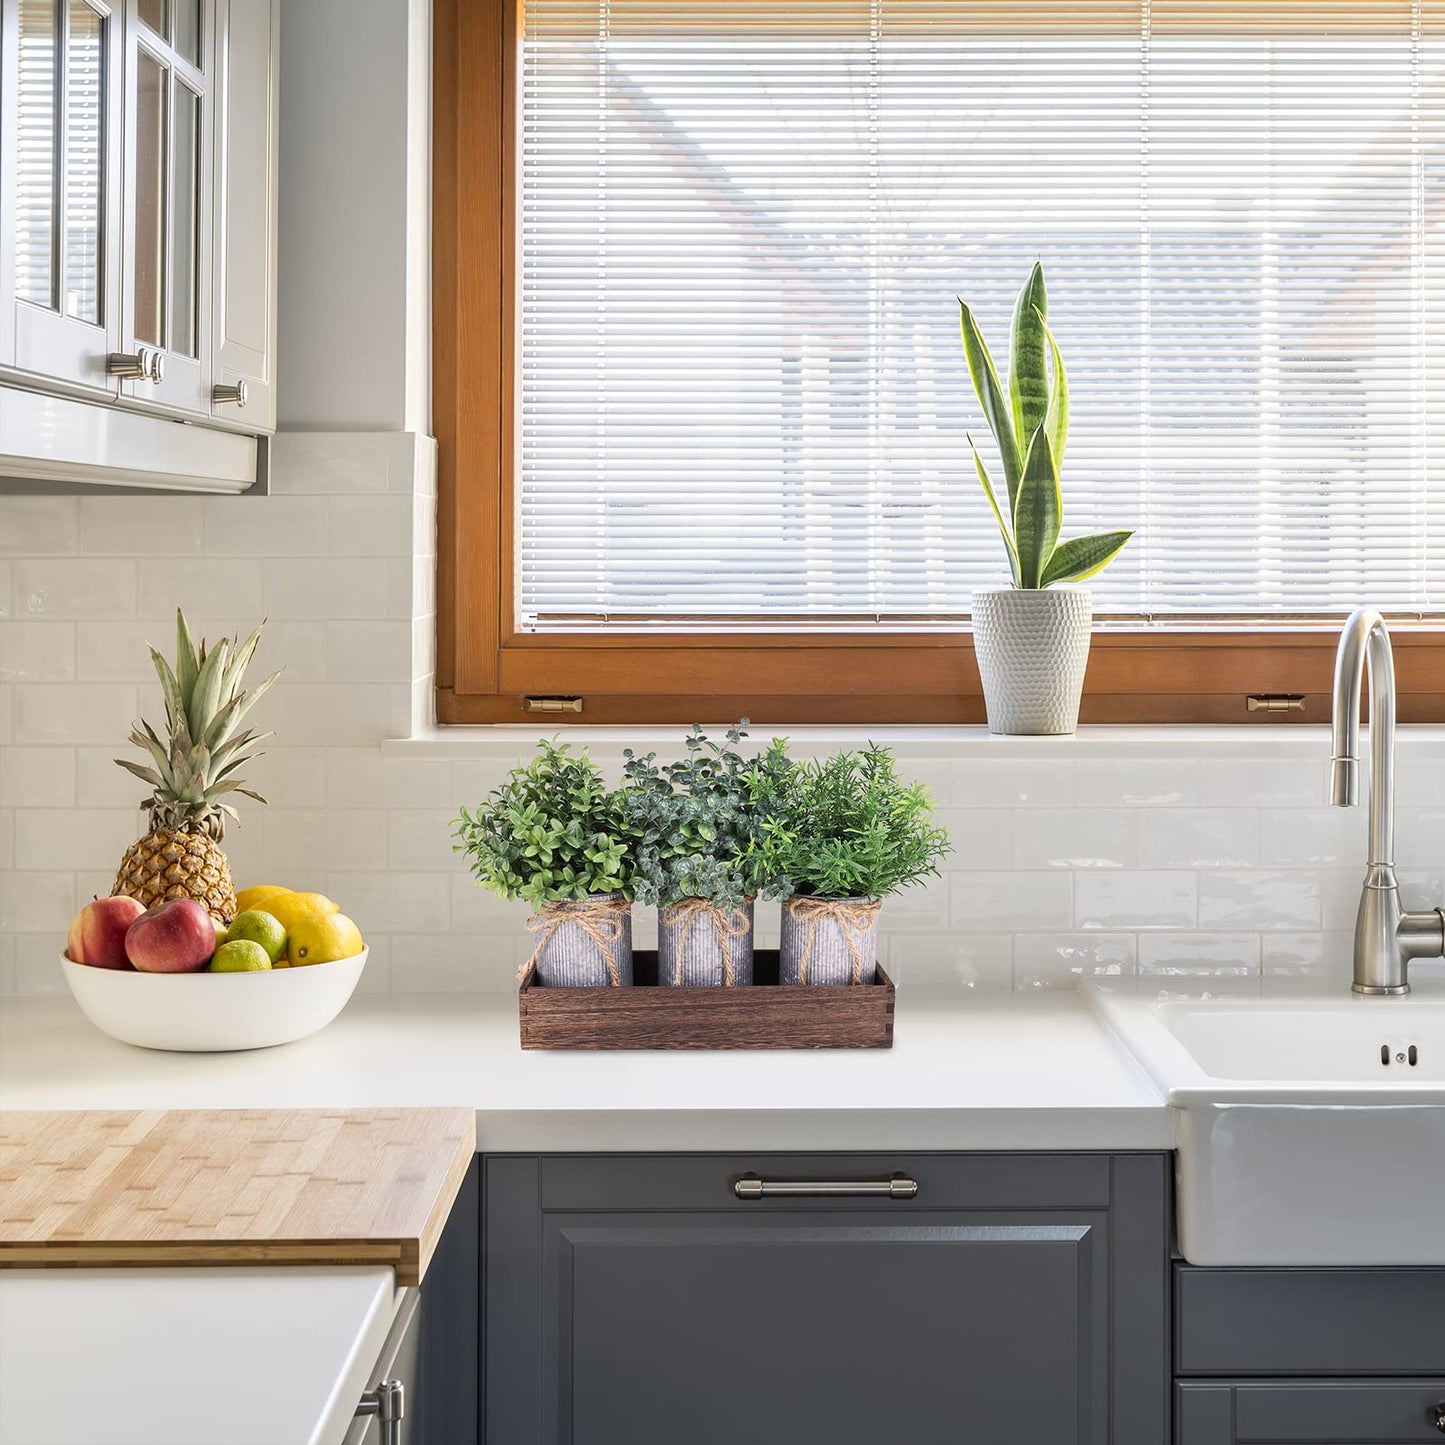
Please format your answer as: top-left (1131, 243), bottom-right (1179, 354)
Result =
top-left (67, 896), bottom-right (146, 969)
top-left (124, 899), bottom-right (217, 973)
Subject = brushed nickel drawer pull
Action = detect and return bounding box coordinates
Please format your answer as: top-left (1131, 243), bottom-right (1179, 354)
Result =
top-left (734, 1173), bottom-right (918, 1200)
top-left (355, 1379), bottom-right (404, 1445)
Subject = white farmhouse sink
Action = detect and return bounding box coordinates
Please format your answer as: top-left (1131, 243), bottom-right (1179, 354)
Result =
top-left (1089, 978), bottom-right (1445, 1266)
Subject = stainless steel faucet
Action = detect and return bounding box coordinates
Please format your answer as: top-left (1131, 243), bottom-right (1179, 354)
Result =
top-left (1330, 607), bottom-right (1445, 994)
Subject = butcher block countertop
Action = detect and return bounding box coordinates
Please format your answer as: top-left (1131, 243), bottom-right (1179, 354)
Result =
top-left (0, 1106), bottom-right (475, 1286)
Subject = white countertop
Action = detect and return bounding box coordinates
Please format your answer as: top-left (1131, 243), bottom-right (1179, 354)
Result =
top-left (0, 1266), bottom-right (396, 1445)
top-left (0, 989), bottom-right (1174, 1151)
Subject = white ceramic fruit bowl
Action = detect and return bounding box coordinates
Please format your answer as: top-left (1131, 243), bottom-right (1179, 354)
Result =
top-left (59, 948), bottom-right (368, 1052)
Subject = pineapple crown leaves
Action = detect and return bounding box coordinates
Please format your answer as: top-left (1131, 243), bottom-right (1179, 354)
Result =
top-left (115, 610), bottom-right (281, 823)
top-left (452, 737), bottom-right (634, 908)
top-left (959, 260), bottom-right (1133, 590)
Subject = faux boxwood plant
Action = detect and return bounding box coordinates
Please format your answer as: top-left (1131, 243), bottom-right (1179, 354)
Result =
top-left (623, 721), bottom-right (786, 910)
top-left (745, 743), bottom-right (950, 901)
top-left (960, 261), bottom-right (1133, 589)
top-left (452, 739), bottom-right (631, 908)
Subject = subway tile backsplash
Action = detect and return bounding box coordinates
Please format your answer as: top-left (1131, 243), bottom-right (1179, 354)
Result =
top-left (6, 431), bottom-right (1445, 995)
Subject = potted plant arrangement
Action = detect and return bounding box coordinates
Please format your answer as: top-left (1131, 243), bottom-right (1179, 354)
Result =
top-left (959, 261), bottom-right (1134, 734)
top-left (452, 739), bottom-right (634, 986)
top-left (623, 722), bottom-right (786, 987)
top-left (747, 743), bottom-right (950, 985)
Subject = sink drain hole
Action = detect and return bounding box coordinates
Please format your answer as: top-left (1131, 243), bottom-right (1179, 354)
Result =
top-left (1380, 1043), bottom-right (1421, 1067)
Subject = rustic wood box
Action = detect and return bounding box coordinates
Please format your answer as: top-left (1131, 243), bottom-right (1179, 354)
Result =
top-left (518, 949), bottom-right (895, 1051)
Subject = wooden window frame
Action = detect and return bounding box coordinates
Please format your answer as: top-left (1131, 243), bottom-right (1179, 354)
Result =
top-left (432, 0), bottom-right (1445, 726)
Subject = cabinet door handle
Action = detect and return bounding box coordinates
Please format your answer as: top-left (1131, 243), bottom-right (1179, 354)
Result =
top-left (1432, 1401), bottom-right (1445, 1433)
top-left (146, 349), bottom-right (164, 383)
top-left (213, 380), bottom-right (248, 407)
top-left (355, 1379), bottom-right (404, 1445)
top-left (106, 351), bottom-right (148, 379)
top-left (734, 1173), bottom-right (918, 1200)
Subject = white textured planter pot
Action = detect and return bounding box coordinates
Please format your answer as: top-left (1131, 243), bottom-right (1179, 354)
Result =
top-left (971, 585), bottom-right (1093, 736)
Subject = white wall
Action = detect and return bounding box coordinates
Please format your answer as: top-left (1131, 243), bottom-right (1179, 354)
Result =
top-left (4, 0), bottom-right (1444, 999)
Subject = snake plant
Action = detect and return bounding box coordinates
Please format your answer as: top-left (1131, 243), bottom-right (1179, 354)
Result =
top-left (959, 263), bottom-right (1132, 589)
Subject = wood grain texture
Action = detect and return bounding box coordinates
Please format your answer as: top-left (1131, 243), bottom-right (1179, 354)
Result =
top-left (0, 1108), bottom-right (475, 1286)
top-left (519, 952), bottom-right (895, 1051)
top-left (441, 626), bottom-right (1445, 724)
top-left (430, 4), bottom-right (1445, 724)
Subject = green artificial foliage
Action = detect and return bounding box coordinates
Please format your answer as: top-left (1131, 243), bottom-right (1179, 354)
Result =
top-left (959, 261), bottom-right (1133, 589)
top-left (623, 721), bottom-right (790, 909)
top-left (744, 743), bottom-right (951, 901)
top-left (452, 738), bottom-right (631, 908)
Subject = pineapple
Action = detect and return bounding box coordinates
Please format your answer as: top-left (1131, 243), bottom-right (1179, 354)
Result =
top-left (112, 611), bottom-right (280, 925)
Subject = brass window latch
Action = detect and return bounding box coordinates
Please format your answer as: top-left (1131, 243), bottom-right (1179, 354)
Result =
top-left (1246, 694), bottom-right (1306, 714)
top-left (524, 696), bottom-right (584, 715)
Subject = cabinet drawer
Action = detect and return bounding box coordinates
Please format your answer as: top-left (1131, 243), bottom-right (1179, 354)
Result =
top-left (539, 1151), bottom-right (1111, 1212)
top-left (1177, 1380), bottom-right (1445, 1443)
top-left (344, 1288), bottom-right (420, 1445)
top-left (1176, 1267), bottom-right (1445, 1376)
top-left (486, 1153), bottom-right (1171, 1445)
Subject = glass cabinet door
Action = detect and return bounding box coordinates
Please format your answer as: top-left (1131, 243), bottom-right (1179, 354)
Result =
top-left (4, 0), bottom-right (123, 393)
top-left (120, 0), bottom-right (209, 414)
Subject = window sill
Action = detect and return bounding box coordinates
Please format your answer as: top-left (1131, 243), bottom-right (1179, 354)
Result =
top-left (383, 721), bottom-right (1445, 763)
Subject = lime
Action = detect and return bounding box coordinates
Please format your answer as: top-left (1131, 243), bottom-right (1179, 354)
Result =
top-left (226, 909), bottom-right (288, 963)
top-left (209, 939), bottom-right (273, 973)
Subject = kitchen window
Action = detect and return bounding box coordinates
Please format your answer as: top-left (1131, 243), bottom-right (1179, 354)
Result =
top-left (434, 0), bottom-right (1445, 723)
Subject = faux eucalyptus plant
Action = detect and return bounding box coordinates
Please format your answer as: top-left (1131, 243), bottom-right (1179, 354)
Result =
top-left (452, 738), bottom-right (631, 908)
top-left (623, 721), bottom-right (779, 910)
top-left (746, 743), bottom-right (950, 902)
top-left (960, 261), bottom-right (1132, 589)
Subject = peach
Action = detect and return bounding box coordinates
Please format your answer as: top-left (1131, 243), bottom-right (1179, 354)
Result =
top-left (124, 899), bottom-right (217, 973)
top-left (67, 896), bottom-right (145, 970)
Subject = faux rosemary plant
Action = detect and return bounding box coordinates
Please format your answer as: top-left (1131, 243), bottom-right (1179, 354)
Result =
top-left (746, 743), bottom-right (951, 902)
top-left (451, 738), bottom-right (631, 908)
top-left (960, 261), bottom-right (1133, 589)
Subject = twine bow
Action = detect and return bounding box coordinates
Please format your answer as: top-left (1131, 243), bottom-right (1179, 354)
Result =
top-left (660, 898), bottom-right (752, 986)
top-left (521, 895), bottom-right (631, 985)
top-left (785, 896), bottom-right (882, 985)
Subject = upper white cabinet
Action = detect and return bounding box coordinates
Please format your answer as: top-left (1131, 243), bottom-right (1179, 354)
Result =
top-left (0, 0), bottom-right (276, 491)
top-left (118, 0), bottom-right (213, 417)
top-left (2, 0), bottom-right (124, 398)
top-left (210, 0), bottom-right (276, 434)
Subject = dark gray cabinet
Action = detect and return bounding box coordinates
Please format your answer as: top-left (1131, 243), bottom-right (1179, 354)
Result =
top-left (1177, 1381), bottom-right (1445, 1443)
top-left (483, 1151), bottom-right (1170, 1445)
top-left (414, 1155), bottom-right (481, 1445)
top-left (1175, 1265), bottom-right (1445, 1445)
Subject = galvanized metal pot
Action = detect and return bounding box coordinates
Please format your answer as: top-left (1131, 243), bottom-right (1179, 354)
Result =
top-left (971, 585), bottom-right (1092, 736)
top-left (657, 899), bottom-right (755, 987)
top-left (780, 896), bottom-right (881, 985)
top-left (526, 893), bottom-right (633, 987)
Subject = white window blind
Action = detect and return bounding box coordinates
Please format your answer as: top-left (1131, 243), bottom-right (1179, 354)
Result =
top-left (519, 0), bottom-right (1445, 626)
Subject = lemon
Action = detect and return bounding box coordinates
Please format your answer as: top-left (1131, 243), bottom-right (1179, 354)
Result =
top-left (287, 913), bottom-right (364, 967)
top-left (264, 892), bottom-right (341, 934)
top-left (234, 885), bottom-right (293, 915)
top-left (226, 910), bottom-right (288, 963)
top-left (210, 939), bottom-right (273, 972)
